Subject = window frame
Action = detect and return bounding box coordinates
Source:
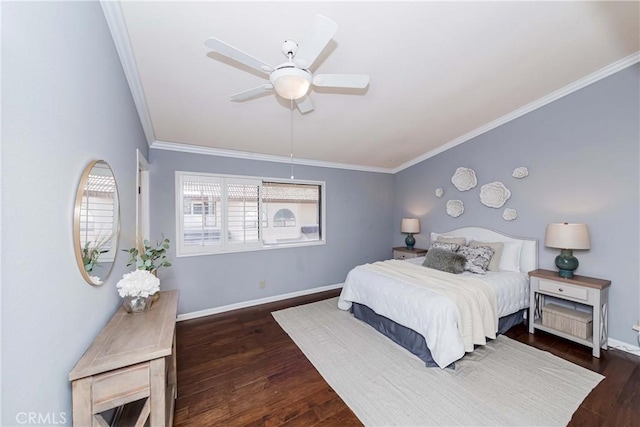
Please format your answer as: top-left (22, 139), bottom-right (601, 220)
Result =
top-left (175, 171), bottom-right (326, 257)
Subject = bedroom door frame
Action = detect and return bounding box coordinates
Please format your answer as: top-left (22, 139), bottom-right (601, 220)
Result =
top-left (136, 149), bottom-right (150, 244)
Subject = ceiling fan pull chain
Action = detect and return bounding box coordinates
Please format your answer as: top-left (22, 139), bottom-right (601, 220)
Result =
top-left (290, 98), bottom-right (295, 180)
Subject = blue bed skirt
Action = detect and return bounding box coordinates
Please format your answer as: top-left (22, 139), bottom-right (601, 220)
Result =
top-left (352, 303), bottom-right (525, 368)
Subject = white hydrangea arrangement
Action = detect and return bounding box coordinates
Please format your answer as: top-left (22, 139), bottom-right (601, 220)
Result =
top-left (116, 270), bottom-right (160, 298)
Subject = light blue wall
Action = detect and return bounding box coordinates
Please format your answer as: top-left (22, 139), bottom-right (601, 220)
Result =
top-left (394, 64), bottom-right (640, 346)
top-left (149, 149), bottom-right (394, 315)
top-left (2, 2), bottom-right (148, 424)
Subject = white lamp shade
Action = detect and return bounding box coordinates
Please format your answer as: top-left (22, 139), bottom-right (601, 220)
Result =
top-left (270, 68), bottom-right (312, 100)
top-left (401, 218), bottom-right (420, 234)
top-left (545, 223), bottom-right (590, 250)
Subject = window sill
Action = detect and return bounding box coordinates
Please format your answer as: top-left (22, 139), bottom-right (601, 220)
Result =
top-left (176, 239), bottom-right (326, 258)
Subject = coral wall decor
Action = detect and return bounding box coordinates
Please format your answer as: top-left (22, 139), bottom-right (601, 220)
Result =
top-left (502, 208), bottom-right (518, 221)
top-left (512, 167), bottom-right (529, 179)
top-left (451, 167), bottom-right (477, 191)
top-left (435, 188), bottom-right (444, 198)
top-left (479, 182), bottom-right (511, 208)
top-left (446, 200), bottom-right (464, 217)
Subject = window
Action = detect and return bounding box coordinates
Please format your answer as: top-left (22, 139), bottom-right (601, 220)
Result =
top-left (273, 209), bottom-right (296, 227)
top-left (176, 172), bottom-right (324, 256)
top-left (191, 201), bottom-right (212, 216)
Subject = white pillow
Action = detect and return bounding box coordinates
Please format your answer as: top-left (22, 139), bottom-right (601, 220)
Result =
top-left (430, 232), bottom-right (468, 246)
top-left (437, 236), bottom-right (467, 246)
top-left (499, 240), bottom-right (523, 272)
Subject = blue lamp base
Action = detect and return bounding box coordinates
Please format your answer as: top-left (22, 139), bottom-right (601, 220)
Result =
top-left (555, 249), bottom-right (579, 278)
top-left (405, 234), bottom-right (415, 250)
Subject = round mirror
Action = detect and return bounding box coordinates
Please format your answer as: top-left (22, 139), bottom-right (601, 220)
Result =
top-left (73, 160), bottom-right (120, 285)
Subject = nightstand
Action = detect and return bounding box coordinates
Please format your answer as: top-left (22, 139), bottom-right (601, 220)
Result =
top-left (393, 247), bottom-right (427, 260)
top-left (528, 269), bottom-right (611, 357)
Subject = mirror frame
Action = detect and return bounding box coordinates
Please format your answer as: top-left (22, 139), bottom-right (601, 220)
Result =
top-left (73, 160), bottom-right (121, 285)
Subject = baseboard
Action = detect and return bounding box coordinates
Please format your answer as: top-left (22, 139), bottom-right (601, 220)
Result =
top-left (608, 337), bottom-right (640, 355)
top-left (177, 283), bottom-right (344, 321)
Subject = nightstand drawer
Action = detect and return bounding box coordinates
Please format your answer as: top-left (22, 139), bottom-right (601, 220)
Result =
top-left (392, 247), bottom-right (427, 260)
top-left (539, 279), bottom-right (588, 301)
top-left (394, 250), bottom-right (413, 260)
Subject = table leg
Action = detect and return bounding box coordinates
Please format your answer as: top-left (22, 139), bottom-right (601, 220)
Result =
top-left (592, 293), bottom-right (601, 358)
top-left (71, 377), bottom-right (93, 427)
top-left (150, 358), bottom-right (167, 426)
top-left (169, 331), bottom-right (177, 398)
top-left (600, 301), bottom-right (609, 350)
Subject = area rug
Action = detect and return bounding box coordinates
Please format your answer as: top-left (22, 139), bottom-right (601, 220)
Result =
top-left (272, 297), bottom-right (604, 427)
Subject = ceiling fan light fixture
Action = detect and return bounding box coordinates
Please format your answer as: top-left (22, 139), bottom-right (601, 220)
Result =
top-left (270, 67), bottom-right (312, 100)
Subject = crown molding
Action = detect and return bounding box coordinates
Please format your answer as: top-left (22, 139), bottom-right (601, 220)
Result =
top-left (150, 140), bottom-right (394, 174)
top-left (392, 51), bottom-right (640, 174)
top-left (100, 1), bottom-right (155, 145)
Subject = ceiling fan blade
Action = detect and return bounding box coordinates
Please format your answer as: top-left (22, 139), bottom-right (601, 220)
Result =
top-left (294, 15), bottom-right (338, 69)
top-left (295, 95), bottom-right (314, 114)
top-left (230, 84), bottom-right (274, 102)
top-left (205, 38), bottom-right (273, 74)
top-left (313, 74), bottom-right (370, 89)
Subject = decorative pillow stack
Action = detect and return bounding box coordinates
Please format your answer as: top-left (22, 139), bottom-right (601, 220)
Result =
top-left (426, 236), bottom-right (499, 275)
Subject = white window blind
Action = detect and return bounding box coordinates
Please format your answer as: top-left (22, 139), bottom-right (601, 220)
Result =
top-left (226, 179), bottom-right (260, 248)
top-left (179, 175), bottom-right (223, 255)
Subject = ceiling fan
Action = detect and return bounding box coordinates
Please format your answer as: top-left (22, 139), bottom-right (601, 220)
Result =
top-left (204, 15), bottom-right (370, 114)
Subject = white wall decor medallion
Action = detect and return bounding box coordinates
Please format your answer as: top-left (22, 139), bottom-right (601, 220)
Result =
top-left (502, 208), bottom-right (518, 221)
top-left (479, 182), bottom-right (511, 208)
top-left (435, 188), bottom-right (444, 198)
top-left (446, 200), bottom-right (464, 217)
top-left (512, 167), bottom-right (529, 179)
top-left (451, 167), bottom-right (477, 191)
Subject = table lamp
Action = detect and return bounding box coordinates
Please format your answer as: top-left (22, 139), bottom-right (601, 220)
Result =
top-left (401, 218), bottom-right (420, 250)
top-left (545, 223), bottom-right (590, 278)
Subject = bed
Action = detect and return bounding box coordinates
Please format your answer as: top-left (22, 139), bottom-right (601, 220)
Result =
top-left (337, 227), bottom-right (538, 369)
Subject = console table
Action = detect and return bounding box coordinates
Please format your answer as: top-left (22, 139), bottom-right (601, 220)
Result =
top-left (69, 290), bottom-right (179, 426)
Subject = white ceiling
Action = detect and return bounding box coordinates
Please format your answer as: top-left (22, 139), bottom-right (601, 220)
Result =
top-left (104, 1), bottom-right (639, 172)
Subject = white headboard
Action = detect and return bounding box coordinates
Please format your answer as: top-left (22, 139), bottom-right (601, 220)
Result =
top-left (430, 227), bottom-right (538, 273)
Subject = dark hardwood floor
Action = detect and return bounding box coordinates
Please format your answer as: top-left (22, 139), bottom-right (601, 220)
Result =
top-left (175, 290), bottom-right (640, 426)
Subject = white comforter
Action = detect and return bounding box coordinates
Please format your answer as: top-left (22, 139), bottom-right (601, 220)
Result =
top-left (338, 259), bottom-right (508, 368)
